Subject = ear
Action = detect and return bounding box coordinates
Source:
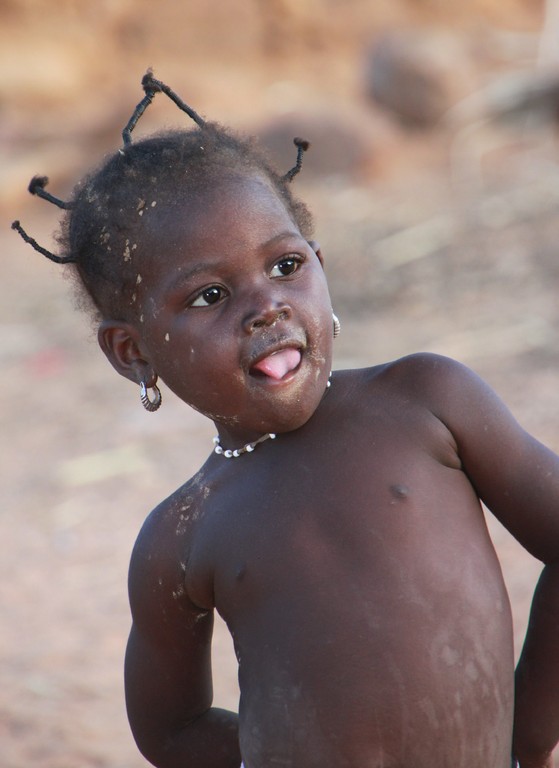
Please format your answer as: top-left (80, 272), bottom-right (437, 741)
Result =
top-left (308, 239), bottom-right (324, 268)
top-left (97, 320), bottom-right (156, 387)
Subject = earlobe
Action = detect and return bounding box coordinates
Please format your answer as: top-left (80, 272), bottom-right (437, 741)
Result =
top-left (308, 239), bottom-right (324, 268)
top-left (97, 320), bottom-right (155, 386)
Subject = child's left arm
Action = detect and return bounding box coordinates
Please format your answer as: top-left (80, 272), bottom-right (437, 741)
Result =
top-left (412, 354), bottom-right (559, 768)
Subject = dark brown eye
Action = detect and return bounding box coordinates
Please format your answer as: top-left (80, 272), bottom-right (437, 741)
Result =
top-left (191, 286), bottom-right (226, 307)
top-left (271, 256), bottom-right (302, 277)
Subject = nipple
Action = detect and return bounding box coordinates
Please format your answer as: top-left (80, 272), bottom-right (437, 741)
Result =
top-left (390, 483), bottom-right (409, 501)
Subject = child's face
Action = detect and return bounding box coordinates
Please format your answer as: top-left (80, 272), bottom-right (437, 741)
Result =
top-left (132, 173), bottom-right (333, 442)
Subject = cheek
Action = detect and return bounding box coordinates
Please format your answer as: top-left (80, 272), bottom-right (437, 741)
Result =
top-left (154, 326), bottom-right (233, 384)
top-left (305, 281), bottom-right (333, 334)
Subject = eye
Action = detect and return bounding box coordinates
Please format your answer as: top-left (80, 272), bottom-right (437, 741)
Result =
top-left (191, 285), bottom-right (228, 307)
top-left (270, 255), bottom-right (303, 277)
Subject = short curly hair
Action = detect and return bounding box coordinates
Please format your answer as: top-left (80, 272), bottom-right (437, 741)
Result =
top-left (13, 72), bottom-right (313, 322)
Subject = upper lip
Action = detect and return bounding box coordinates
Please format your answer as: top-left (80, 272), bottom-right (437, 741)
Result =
top-left (245, 333), bottom-right (306, 372)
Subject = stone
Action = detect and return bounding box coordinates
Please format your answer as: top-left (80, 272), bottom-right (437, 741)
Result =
top-left (364, 28), bottom-right (476, 128)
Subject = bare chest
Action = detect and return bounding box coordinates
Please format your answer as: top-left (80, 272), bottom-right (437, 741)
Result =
top-left (186, 419), bottom-right (501, 627)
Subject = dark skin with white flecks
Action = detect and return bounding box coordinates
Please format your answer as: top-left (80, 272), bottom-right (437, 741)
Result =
top-left (99, 172), bottom-right (559, 768)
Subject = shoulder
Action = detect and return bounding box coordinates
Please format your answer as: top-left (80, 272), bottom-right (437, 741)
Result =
top-left (362, 352), bottom-right (492, 410)
top-left (368, 351), bottom-right (472, 387)
top-left (131, 475), bottom-right (203, 566)
top-left (339, 352), bottom-right (484, 411)
top-left (333, 353), bottom-right (481, 448)
top-left (364, 352), bottom-right (530, 464)
top-left (128, 471), bottom-right (213, 626)
top-left (344, 352), bottom-right (521, 453)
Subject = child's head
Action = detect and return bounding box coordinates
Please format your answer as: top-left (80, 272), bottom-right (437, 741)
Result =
top-left (61, 124), bottom-right (318, 325)
top-left (14, 72), bottom-right (335, 440)
top-left (115, 169), bottom-right (333, 438)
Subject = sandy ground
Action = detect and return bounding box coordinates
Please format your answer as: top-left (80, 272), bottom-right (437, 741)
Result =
top-left (2, 2), bottom-right (559, 766)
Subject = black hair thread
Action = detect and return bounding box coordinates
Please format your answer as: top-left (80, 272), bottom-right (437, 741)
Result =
top-left (122, 69), bottom-right (206, 146)
top-left (283, 137), bottom-right (310, 183)
top-left (13, 71), bottom-right (310, 275)
top-left (11, 220), bottom-right (76, 264)
top-left (28, 176), bottom-right (73, 210)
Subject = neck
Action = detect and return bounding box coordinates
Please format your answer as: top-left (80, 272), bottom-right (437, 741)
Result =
top-left (212, 373), bottom-right (332, 459)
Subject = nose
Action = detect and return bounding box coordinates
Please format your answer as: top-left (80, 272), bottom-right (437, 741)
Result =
top-left (242, 299), bottom-right (292, 334)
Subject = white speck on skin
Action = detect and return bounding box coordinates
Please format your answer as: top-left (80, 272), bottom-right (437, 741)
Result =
top-left (465, 661), bottom-right (479, 681)
top-left (441, 645), bottom-right (460, 666)
top-left (418, 697), bottom-right (440, 729)
top-left (151, 200), bottom-right (157, 207)
top-left (165, 333), bottom-right (170, 342)
top-left (136, 274), bottom-right (142, 284)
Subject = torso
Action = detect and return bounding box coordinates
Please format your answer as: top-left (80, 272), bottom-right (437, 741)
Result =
top-left (153, 363), bottom-right (514, 768)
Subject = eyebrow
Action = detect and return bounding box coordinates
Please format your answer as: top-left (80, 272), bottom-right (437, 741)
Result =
top-left (163, 263), bottom-right (215, 295)
top-left (263, 229), bottom-right (303, 248)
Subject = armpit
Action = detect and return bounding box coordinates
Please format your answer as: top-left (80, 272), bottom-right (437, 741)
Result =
top-left (425, 408), bottom-right (462, 470)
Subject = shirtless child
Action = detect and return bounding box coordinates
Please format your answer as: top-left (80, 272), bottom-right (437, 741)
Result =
top-left (13, 72), bottom-right (559, 768)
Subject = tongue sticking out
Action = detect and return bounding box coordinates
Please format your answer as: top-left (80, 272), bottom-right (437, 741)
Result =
top-left (252, 348), bottom-right (301, 380)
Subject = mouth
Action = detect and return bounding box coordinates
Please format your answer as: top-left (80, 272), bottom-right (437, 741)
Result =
top-left (249, 346), bottom-right (303, 382)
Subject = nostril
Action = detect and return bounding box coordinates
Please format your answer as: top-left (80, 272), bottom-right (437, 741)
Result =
top-left (244, 303), bottom-right (292, 333)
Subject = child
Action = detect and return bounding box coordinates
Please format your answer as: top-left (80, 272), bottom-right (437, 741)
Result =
top-left (13, 72), bottom-right (559, 768)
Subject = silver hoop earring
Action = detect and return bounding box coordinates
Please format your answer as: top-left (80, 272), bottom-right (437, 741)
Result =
top-left (140, 380), bottom-right (162, 412)
top-left (332, 312), bottom-right (341, 339)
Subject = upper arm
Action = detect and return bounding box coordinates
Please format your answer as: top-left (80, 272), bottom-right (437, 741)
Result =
top-left (407, 353), bottom-right (559, 564)
top-left (125, 509), bottom-right (215, 761)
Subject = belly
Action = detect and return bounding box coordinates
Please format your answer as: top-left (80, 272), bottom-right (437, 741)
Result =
top-left (227, 512), bottom-right (514, 768)
top-left (236, 588), bottom-right (514, 768)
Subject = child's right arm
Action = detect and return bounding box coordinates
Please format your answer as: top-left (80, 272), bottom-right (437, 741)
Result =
top-left (124, 511), bottom-right (241, 768)
top-left (512, 562), bottom-right (559, 768)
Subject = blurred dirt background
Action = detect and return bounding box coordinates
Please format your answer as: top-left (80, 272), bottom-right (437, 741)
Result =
top-left (2, 1), bottom-right (559, 765)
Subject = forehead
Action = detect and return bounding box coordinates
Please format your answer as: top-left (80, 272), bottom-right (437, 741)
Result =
top-left (145, 172), bottom-right (300, 259)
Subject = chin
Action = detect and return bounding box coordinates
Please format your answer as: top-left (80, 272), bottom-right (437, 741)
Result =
top-left (262, 389), bottom-right (326, 435)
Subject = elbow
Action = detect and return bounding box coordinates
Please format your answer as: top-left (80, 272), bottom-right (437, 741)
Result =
top-left (130, 732), bottom-right (170, 768)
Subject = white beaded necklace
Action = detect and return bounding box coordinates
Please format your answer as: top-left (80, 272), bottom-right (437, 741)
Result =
top-left (212, 375), bottom-right (332, 459)
top-left (213, 432), bottom-right (276, 458)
